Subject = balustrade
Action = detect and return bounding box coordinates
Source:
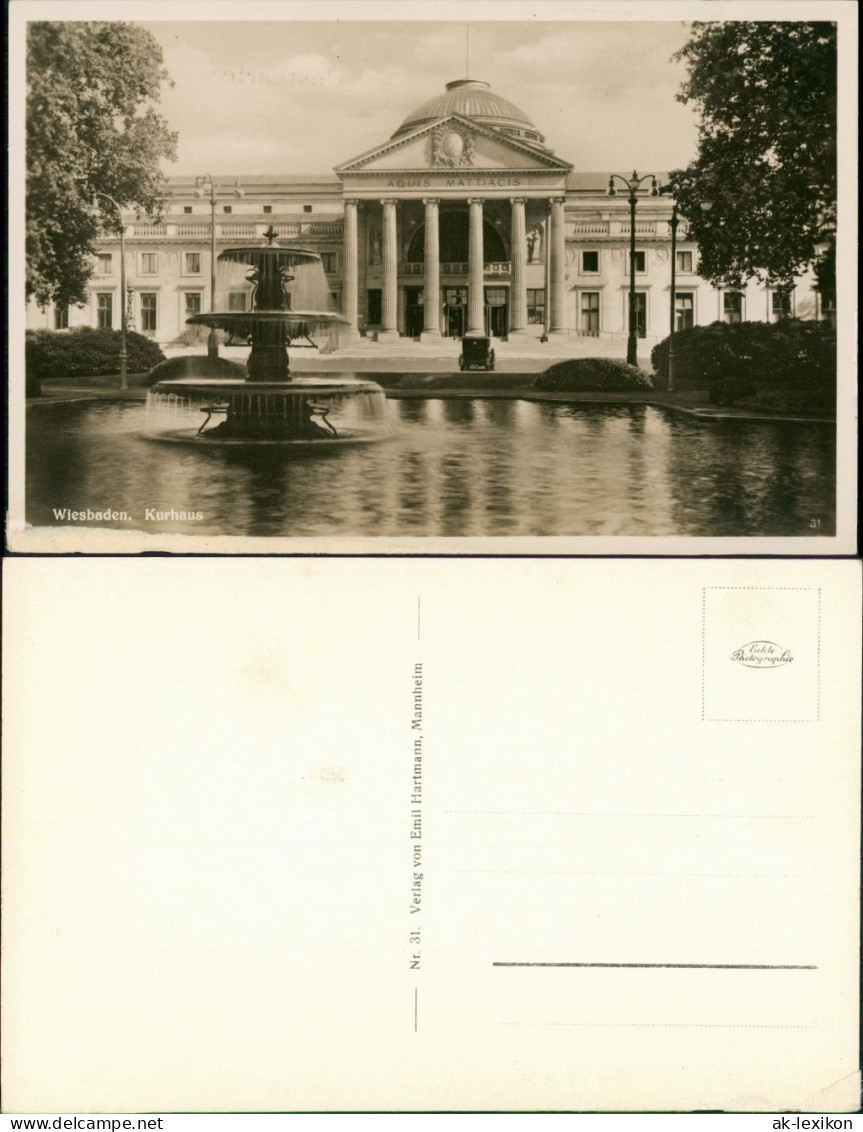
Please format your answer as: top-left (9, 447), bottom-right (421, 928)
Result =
top-left (399, 262), bottom-right (510, 275)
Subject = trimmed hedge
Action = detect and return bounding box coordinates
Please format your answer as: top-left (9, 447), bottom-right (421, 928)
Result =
top-left (533, 358), bottom-right (653, 393)
top-left (26, 328), bottom-right (165, 382)
top-left (650, 320), bottom-right (836, 399)
top-left (146, 355), bottom-right (248, 387)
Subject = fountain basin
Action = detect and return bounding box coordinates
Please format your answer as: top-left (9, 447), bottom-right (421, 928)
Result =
top-left (187, 310), bottom-right (346, 337)
top-left (149, 376), bottom-right (387, 442)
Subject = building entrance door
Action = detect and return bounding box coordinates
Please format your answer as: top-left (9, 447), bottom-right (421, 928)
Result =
top-left (444, 287), bottom-right (467, 337)
top-left (484, 286), bottom-right (508, 337)
top-left (405, 287), bottom-right (424, 338)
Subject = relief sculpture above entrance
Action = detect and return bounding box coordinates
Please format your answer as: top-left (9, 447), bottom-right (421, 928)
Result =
top-left (429, 124), bottom-right (476, 168)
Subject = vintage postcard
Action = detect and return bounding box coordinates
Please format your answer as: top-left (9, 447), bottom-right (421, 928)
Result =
top-left (6, 0), bottom-right (858, 554)
top-left (2, 556), bottom-right (860, 1112)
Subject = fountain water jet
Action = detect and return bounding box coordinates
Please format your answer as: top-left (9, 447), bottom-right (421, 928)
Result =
top-left (149, 228), bottom-right (385, 443)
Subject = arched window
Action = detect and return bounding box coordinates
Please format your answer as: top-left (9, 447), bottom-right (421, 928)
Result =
top-left (406, 208), bottom-right (508, 263)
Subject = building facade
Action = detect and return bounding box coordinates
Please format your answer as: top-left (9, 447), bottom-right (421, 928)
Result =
top-left (28, 77), bottom-right (823, 351)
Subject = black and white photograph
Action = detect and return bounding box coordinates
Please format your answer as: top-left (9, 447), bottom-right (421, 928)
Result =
top-left (7, 2), bottom-right (857, 551)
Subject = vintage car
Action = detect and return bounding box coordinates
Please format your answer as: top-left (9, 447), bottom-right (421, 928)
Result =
top-left (458, 335), bottom-right (496, 372)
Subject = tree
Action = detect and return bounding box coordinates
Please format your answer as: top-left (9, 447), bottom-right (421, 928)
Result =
top-left (670, 22), bottom-right (836, 300)
top-left (27, 22), bottom-right (178, 308)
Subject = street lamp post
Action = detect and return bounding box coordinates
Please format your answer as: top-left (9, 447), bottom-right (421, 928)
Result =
top-left (607, 171), bottom-right (660, 367)
top-left (94, 192), bottom-right (128, 390)
top-left (668, 203), bottom-right (678, 391)
top-left (658, 185), bottom-right (680, 392)
top-left (194, 174), bottom-right (244, 359)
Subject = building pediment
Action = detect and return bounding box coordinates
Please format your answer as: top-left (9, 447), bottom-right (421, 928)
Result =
top-left (335, 115), bottom-right (572, 177)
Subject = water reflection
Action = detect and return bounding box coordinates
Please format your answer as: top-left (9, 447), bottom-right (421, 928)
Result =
top-left (26, 399), bottom-right (836, 538)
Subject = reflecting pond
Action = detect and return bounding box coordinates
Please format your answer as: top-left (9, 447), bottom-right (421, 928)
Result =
top-left (26, 397), bottom-right (835, 538)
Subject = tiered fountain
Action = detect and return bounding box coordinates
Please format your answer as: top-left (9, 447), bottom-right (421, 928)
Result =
top-left (149, 228), bottom-right (385, 443)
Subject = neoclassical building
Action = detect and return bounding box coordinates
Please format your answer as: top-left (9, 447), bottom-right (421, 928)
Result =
top-left (28, 77), bottom-right (823, 350)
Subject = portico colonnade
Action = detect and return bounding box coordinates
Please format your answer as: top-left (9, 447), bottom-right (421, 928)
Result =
top-left (341, 196), bottom-right (568, 339)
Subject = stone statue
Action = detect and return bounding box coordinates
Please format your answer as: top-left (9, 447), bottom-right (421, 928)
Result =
top-left (369, 227), bottom-right (381, 264)
top-left (526, 226), bottom-right (543, 263)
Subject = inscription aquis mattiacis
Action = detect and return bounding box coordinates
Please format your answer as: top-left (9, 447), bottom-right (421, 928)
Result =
top-left (383, 176), bottom-right (525, 189)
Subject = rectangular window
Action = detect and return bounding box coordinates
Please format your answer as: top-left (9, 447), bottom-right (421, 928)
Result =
top-left (184, 252), bottom-right (201, 275)
top-left (629, 292), bottom-right (647, 337)
top-left (53, 306), bottom-right (69, 330)
top-left (580, 291), bottom-right (600, 334)
top-left (140, 252), bottom-right (158, 275)
top-left (628, 250), bottom-right (646, 274)
top-left (526, 288), bottom-right (545, 324)
top-left (581, 251), bottom-right (599, 273)
top-left (140, 292), bottom-right (158, 333)
top-left (675, 250), bottom-right (693, 273)
top-left (184, 291), bottom-right (202, 318)
top-left (183, 206), bottom-right (193, 214)
top-left (320, 252), bottom-right (337, 274)
top-left (222, 205), bottom-right (232, 214)
top-left (723, 292), bottom-right (744, 324)
top-left (263, 205), bottom-right (273, 214)
top-left (96, 293), bottom-right (113, 329)
top-left (228, 291), bottom-right (247, 312)
top-left (817, 291), bottom-right (835, 324)
top-left (675, 292), bottom-right (694, 331)
top-left (96, 253), bottom-right (113, 275)
top-left (303, 205), bottom-right (313, 213)
top-left (367, 289), bottom-right (382, 324)
top-left (771, 289), bottom-right (793, 321)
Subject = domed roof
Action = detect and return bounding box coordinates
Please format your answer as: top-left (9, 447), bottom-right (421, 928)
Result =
top-left (392, 78), bottom-right (546, 146)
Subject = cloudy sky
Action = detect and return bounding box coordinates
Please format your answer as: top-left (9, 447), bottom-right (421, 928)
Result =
top-left (142, 19), bottom-right (697, 176)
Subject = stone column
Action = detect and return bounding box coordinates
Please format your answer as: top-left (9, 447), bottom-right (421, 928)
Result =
top-left (466, 197), bottom-right (485, 337)
top-left (548, 196), bottom-right (568, 336)
top-left (379, 198), bottom-right (399, 340)
top-left (341, 198), bottom-right (360, 344)
top-left (420, 198), bottom-right (442, 342)
top-left (509, 197), bottom-right (528, 338)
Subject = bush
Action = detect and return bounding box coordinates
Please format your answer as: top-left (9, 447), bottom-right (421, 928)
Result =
top-left (146, 355), bottom-right (248, 387)
top-left (26, 327), bottom-right (166, 382)
top-left (533, 358), bottom-right (653, 393)
top-left (651, 320), bottom-right (836, 408)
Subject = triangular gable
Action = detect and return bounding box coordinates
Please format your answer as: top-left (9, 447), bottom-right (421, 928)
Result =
top-left (335, 115), bottom-right (572, 176)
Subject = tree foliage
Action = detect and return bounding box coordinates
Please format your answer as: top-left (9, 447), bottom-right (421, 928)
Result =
top-left (670, 22), bottom-right (836, 296)
top-left (27, 22), bottom-right (178, 308)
